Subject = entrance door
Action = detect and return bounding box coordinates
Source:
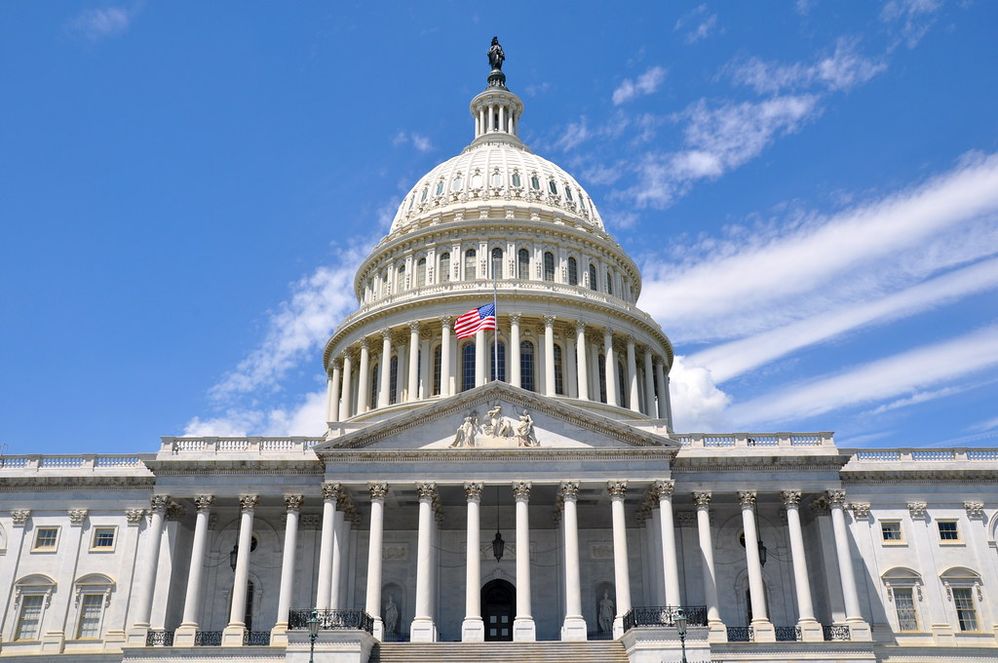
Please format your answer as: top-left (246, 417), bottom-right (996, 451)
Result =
top-left (482, 579), bottom-right (515, 641)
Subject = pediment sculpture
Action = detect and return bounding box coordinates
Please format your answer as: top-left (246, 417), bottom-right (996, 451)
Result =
top-left (450, 404), bottom-right (539, 448)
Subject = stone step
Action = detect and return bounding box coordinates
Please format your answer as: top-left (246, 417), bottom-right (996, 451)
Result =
top-left (372, 640), bottom-right (629, 663)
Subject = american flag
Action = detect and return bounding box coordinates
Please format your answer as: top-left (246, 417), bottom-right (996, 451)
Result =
top-left (454, 303), bottom-right (497, 339)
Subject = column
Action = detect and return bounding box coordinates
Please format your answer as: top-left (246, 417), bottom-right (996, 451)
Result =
top-left (340, 352), bottom-right (353, 419)
top-left (365, 483), bottom-right (388, 640)
top-left (419, 337), bottom-right (431, 399)
top-left (576, 323), bottom-right (589, 401)
top-left (654, 360), bottom-right (668, 421)
top-left (175, 496), bottom-right (214, 645)
top-left (411, 482), bottom-right (438, 642)
top-left (626, 337), bottom-right (640, 413)
top-left (440, 317), bottom-right (452, 397)
top-left (378, 329), bottom-right (392, 408)
top-left (329, 505), bottom-right (346, 609)
top-left (478, 108), bottom-right (485, 137)
top-left (512, 481), bottom-right (536, 641)
top-left (510, 314), bottom-right (521, 388)
top-left (781, 491), bottom-right (822, 641)
top-left (462, 482), bottom-right (484, 641)
top-left (604, 329), bottom-right (618, 406)
top-left (560, 481), bottom-right (587, 640)
top-left (738, 491), bottom-right (775, 642)
top-left (269, 495), bottom-right (303, 645)
top-left (645, 510), bottom-right (664, 605)
top-left (127, 495), bottom-right (169, 644)
top-left (498, 104), bottom-right (505, 133)
top-left (475, 328), bottom-right (486, 387)
top-left (608, 482), bottom-right (631, 639)
top-left (565, 334), bottom-right (578, 398)
top-left (407, 322), bottom-right (420, 401)
top-left (316, 482), bottom-right (338, 610)
top-left (357, 341), bottom-right (371, 413)
top-left (543, 315), bottom-right (556, 395)
top-left (828, 490), bottom-right (872, 640)
top-left (223, 495), bottom-right (258, 646)
top-left (656, 481), bottom-right (682, 606)
top-left (45, 509), bottom-right (87, 651)
top-left (327, 362), bottom-right (341, 423)
top-left (692, 492), bottom-right (725, 641)
top-left (642, 350), bottom-right (655, 417)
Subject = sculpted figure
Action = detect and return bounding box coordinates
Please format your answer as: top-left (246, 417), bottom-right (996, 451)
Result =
top-left (384, 594), bottom-right (399, 636)
top-left (484, 404), bottom-right (503, 436)
top-left (451, 412), bottom-right (479, 448)
top-left (488, 36), bottom-right (505, 71)
top-left (496, 415), bottom-right (514, 438)
top-left (515, 409), bottom-right (538, 447)
top-left (598, 590), bottom-right (615, 634)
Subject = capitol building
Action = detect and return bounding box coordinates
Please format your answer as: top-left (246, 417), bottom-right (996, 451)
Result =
top-left (1, 42), bottom-right (997, 663)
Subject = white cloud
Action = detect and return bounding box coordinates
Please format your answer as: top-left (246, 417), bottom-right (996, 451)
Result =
top-left (881, 0), bottom-right (942, 48)
top-left (667, 356), bottom-right (731, 432)
top-left (969, 416), bottom-right (998, 433)
top-left (183, 390), bottom-right (327, 437)
top-left (612, 66), bottom-right (667, 106)
top-left (728, 38), bottom-right (887, 94)
top-left (674, 5), bottom-right (719, 44)
top-left (727, 324), bottom-right (998, 427)
top-left (392, 131), bottom-right (433, 153)
top-left (555, 117), bottom-right (591, 151)
top-left (69, 6), bottom-right (134, 41)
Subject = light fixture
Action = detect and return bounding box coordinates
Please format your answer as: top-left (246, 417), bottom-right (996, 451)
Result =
top-left (307, 609), bottom-right (320, 663)
top-left (492, 486), bottom-right (505, 562)
top-left (675, 607), bottom-right (688, 663)
top-left (229, 544), bottom-right (238, 572)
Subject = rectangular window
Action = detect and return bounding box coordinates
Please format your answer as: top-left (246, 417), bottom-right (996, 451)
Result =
top-left (15, 594), bottom-right (44, 640)
top-left (894, 588), bottom-right (918, 631)
top-left (938, 520), bottom-right (960, 541)
top-left (92, 527), bottom-right (116, 550)
top-left (952, 588), bottom-right (978, 631)
top-left (76, 594), bottom-right (104, 639)
top-left (33, 527), bottom-right (59, 551)
top-left (881, 521), bottom-right (903, 542)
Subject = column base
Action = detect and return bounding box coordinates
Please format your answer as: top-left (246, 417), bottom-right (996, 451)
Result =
top-left (708, 620), bottom-right (728, 643)
top-left (797, 619), bottom-right (823, 642)
top-left (750, 619), bottom-right (776, 643)
top-left (269, 623), bottom-right (289, 647)
top-left (561, 615), bottom-right (588, 641)
top-left (848, 618), bottom-right (873, 642)
top-left (372, 616), bottom-right (384, 642)
top-left (462, 617), bottom-right (485, 642)
top-left (410, 617), bottom-right (437, 643)
top-left (221, 623), bottom-right (247, 647)
top-left (174, 624), bottom-right (198, 647)
top-left (513, 617), bottom-right (536, 642)
top-left (612, 616), bottom-right (624, 640)
top-left (40, 632), bottom-right (65, 653)
top-left (126, 625), bottom-right (150, 647)
top-left (103, 629), bottom-right (126, 651)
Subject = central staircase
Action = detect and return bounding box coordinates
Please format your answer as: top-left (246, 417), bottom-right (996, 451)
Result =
top-left (371, 640), bottom-right (629, 663)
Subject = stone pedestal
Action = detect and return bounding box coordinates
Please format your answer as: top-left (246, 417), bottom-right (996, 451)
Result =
top-left (707, 620), bottom-right (727, 643)
top-left (40, 632), bottom-right (65, 653)
top-left (461, 617), bottom-right (485, 642)
top-left (270, 623), bottom-right (289, 647)
top-left (222, 623), bottom-right (246, 647)
top-left (849, 618), bottom-right (873, 642)
top-left (751, 619), bottom-right (776, 643)
top-left (560, 615), bottom-right (588, 641)
top-left (410, 618), bottom-right (437, 643)
top-left (174, 624), bottom-right (197, 647)
top-left (285, 629), bottom-right (375, 663)
top-left (126, 626), bottom-right (149, 647)
top-left (512, 617), bottom-right (535, 642)
top-left (799, 618), bottom-right (824, 642)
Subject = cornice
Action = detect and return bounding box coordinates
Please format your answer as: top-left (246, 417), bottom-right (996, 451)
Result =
top-left (0, 476), bottom-right (156, 490)
top-left (672, 453), bottom-right (851, 473)
top-left (325, 446), bottom-right (673, 464)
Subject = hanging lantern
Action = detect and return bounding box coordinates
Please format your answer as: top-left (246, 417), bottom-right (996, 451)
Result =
top-left (492, 530), bottom-right (505, 562)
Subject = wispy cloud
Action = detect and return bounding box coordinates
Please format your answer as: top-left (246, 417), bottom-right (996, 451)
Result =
top-left (881, 0), bottom-right (942, 48)
top-left (555, 117), bottom-right (591, 151)
top-left (727, 38), bottom-right (886, 94)
top-left (674, 4), bottom-right (719, 44)
top-left (68, 5), bottom-right (135, 41)
top-left (184, 390), bottom-right (327, 437)
top-left (612, 66), bottom-right (667, 106)
top-left (393, 131), bottom-right (433, 153)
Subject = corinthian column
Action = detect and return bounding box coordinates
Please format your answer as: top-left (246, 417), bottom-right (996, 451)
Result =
top-left (608, 481), bottom-right (631, 638)
top-left (378, 329), bottom-right (392, 407)
top-left (626, 337), bottom-right (640, 413)
top-left (407, 322), bottom-right (420, 401)
top-left (462, 482), bottom-right (484, 641)
top-left (365, 482), bottom-right (388, 640)
top-left (440, 317), bottom-right (453, 396)
top-left (327, 361), bottom-right (341, 423)
top-left (654, 360), bottom-right (668, 421)
top-left (223, 494), bottom-right (258, 646)
top-left (357, 340), bottom-right (371, 412)
top-left (560, 481), bottom-right (587, 640)
top-left (475, 328), bottom-right (487, 387)
top-left (656, 480), bottom-right (681, 606)
top-left (603, 329), bottom-right (618, 406)
top-left (271, 494), bottom-right (303, 645)
top-left (693, 491), bottom-right (725, 642)
top-left (411, 482), bottom-right (438, 642)
top-left (782, 490), bottom-right (822, 641)
top-left (512, 481), bottom-right (535, 641)
top-left (576, 322), bottom-right (589, 400)
top-left (126, 495), bottom-right (169, 645)
top-left (739, 491), bottom-right (775, 642)
top-left (175, 495), bottom-right (214, 646)
top-left (510, 314), bottom-right (522, 387)
top-left (340, 352), bottom-right (353, 419)
top-left (543, 315), bottom-right (556, 395)
top-left (642, 350), bottom-right (655, 417)
top-left (316, 482), bottom-right (339, 610)
top-left (828, 490), bottom-right (872, 641)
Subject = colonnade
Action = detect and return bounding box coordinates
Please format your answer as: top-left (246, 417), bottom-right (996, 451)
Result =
top-left (325, 317), bottom-right (673, 423)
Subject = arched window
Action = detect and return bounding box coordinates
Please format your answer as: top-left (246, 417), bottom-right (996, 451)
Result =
top-left (420, 186), bottom-right (428, 203)
top-left (74, 574), bottom-right (115, 640)
top-left (567, 257), bottom-right (578, 286)
top-left (370, 363), bottom-right (379, 408)
top-left (530, 173), bottom-right (540, 190)
top-left (543, 252), bottom-right (555, 282)
top-left (520, 341), bottom-right (535, 392)
top-left (881, 567), bottom-right (924, 633)
top-left (451, 172), bottom-right (464, 192)
top-left (589, 264), bottom-right (598, 291)
top-left (465, 249), bottom-right (477, 280)
top-left (471, 170), bottom-right (483, 188)
top-left (439, 253), bottom-right (451, 283)
top-left (491, 248), bottom-right (503, 279)
top-left (435, 179), bottom-right (445, 196)
top-left (12, 574), bottom-right (56, 641)
top-left (940, 567), bottom-right (984, 631)
top-left (382, 271), bottom-right (390, 296)
top-left (598, 354), bottom-right (607, 403)
top-left (432, 345), bottom-right (442, 396)
top-left (389, 355), bottom-right (399, 405)
top-left (397, 264), bottom-right (406, 291)
top-left (517, 249), bottom-right (530, 279)
top-left (548, 179), bottom-right (558, 195)
top-left (606, 270), bottom-right (613, 295)
top-left (565, 185), bottom-right (574, 202)
top-left (490, 169), bottom-right (502, 187)
top-left (553, 344), bottom-right (564, 395)
top-left (462, 343), bottom-right (476, 391)
top-left (617, 361), bottom-right (627, 407)
top-left (511, 171), bottom-right (522, 187)
top-left (416, 258), bottom-right (426, 287)
top-left (490, 341), bottom-right (507, 382)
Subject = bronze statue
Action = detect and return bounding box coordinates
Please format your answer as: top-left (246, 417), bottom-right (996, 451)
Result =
top-left (488, 36), bottom-right (505, 72)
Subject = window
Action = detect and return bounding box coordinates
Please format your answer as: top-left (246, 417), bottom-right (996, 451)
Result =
top-left (606, 270), bottom-right (613, 295)
top-left (553, 344), bottom-right (564, 395)
top-left (490, 341), bottom-right (506, 382)
top-left (15, 594), bottom-right (44, 640)
top-left (938, 521), bottom-right (960, 541)
top-left (369, 363), bottom-right (379, 407)
top-left (435, 180), bottom-right (444, 196)
top-left (567, 257), bottom-right (578, 286)
top-left (76, 594), bottom-right (104, 639)
top-left (953, 588), bottom-right (978, 631)
top-left (439, 252), bottom-right (450, 283)
top-left (33, 527), bottom-right (58, 551)
top-left (511, 171), bottom-right (521, 187)
top-left (91, 528), bottom-right (115, 551)
top-left (397, 264), bottom-right (406, 291)
top-left (517, 249), bottom-right (530, 279)
top-left (564, 185), bottom-right (574, 201)
top-left (548, 179), bottom-right (558, 195)
top-left (452, 173), bottom-right (464, 192)
top-left (389, 356), bottom-right (399, 405)
top-left (530, 173), bottom-right (540, 190)
top-left (520, 341), bottom-right (535, 392)
top-left (617, 361), bottom-right (627, 407)
top-left (420, 186), bottom-right (428, 202)
top-left (471, 170), bottom-right (483, 188)
top-left (589, 264), bottom-right (598, 291)
top-left (416, 258), bottom-right (426, 287)
top-left (491, 169), bottom-right (501, 187)
top-left (881, 521), bottom-right (903, 543)
top-left (543, 252), bottom-right (555, 282)
top-left (598, 354), bottom-right (607, 403)
top-left (432, 345), bottom-right (442, 396)
top-left (464, 249), bottom-right (477, 280)
top-left (491, 248), bottom-right (503, 279)
top-left (462, 343), bottom-right (476, 391)
top-left (894, 588), bottom-right (919, 632)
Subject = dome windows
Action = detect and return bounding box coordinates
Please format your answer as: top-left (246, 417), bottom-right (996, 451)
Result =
top-left (530, 173), bottom-right (540, 190)
top-left (548, 179), bottom-right (558, 195)
top-left (511, 171), bottom-right (522, 188)
top-left (490, 169), bottom-right (502, 188)
top-left (517, 249), bottom-right (530, 279)
top-left (568, 257), bottom-right (578, 286)
top-left (416, 258), bottom-right (427, 287)
top-left (588, 263), bottom-right (598, 291)
top-left (543, 252), bottom-right (555, 282)
top-left (452, 173), bottom-right (464, 192)
top-left (420, 186), bottom-right (429, 203)
top-left (471, 170), bottom-right (483, 189)
top-left (564, 185), bottom-right (574, 202)
top-left (464, 248), bottom-right (477, 279)
top-left (435, 180), bottom-right (445, 197)
top-left (491, 248), bottom-right (503, 279)
top-left (439, 252), bottom-right (451, 283)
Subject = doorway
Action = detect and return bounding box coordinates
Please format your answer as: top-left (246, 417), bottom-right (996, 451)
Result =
top-left (482, 579), bottom-right (515, 641)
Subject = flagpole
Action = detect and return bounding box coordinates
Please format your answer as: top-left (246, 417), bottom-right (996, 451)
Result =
top-left (493, 270), bottom-right (499, 382)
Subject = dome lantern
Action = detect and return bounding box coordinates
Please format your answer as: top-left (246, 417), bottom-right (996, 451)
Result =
top-left (470, 37), bottom-right (524, 147)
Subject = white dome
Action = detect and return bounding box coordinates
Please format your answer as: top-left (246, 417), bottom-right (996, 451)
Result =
top-left (390, 141), bottom-right (605, 232)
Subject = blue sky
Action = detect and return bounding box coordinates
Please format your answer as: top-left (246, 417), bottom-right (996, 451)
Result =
top-left (2, 1), bottom-right (997, 454)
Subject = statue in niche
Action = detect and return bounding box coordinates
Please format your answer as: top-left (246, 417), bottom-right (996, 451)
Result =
top-left (488, 36), bottom-right (505, 72)
top-left (515, 409), bottom-right (538, 447)
top-left (451, 411), bottom-right (479, 448)
top-left (383, 594), bottom-right (399, 636)
top-left (598, 590), bottom-right (615, 634)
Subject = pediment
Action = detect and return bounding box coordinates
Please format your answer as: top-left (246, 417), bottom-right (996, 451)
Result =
top-left (316, 382), bottom-right (676, 453)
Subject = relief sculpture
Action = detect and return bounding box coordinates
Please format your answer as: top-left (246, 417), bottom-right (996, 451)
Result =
top-left (450, 404), bottom-right (539, 448)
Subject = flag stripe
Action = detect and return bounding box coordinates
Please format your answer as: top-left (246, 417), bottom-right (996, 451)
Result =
top-left (454, 303), bottom-right (497, 339)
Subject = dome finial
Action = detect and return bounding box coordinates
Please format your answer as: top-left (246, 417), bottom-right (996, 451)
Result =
top-left (487, 36), bottom-right (506, 89)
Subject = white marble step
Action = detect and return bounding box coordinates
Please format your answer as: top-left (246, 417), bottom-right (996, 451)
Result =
top-left (372, 640), bottom-right (629, 663)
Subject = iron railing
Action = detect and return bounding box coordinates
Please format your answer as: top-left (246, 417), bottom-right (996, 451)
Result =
top-left (622, 605), bottom-right (708, 631)
top-left (145, 630), bottom-right (174, 646)
top-left (288, 609), bottom-right (374, 634)
top-left (775, 625), bottom-right (801, 641)
top-left (194, 630), bottom-right (222, 646)
top-left (726, 626), bottom-right (751, 642)
top-left (244, 631), bottom-right (271, 646)
top-left (823, 624), bottom-right (851, 641)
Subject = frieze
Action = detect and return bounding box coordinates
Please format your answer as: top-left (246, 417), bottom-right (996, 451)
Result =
top-left (450, 404), bottom-right (539, 448)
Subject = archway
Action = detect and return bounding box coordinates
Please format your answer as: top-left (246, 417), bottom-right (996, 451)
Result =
top-left (482, 579), bottom-right (515, 641)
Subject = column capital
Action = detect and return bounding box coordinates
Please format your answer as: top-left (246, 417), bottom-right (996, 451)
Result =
top-left (239, 494), bottom-right (259, 513)
top-left (607, 480), bottom-right (627, 498)
top-left (559, 480), bottom-right (580, 501)
top-left (416, 481), bottom-right (437, 502)
top-left (510, 313), bottom-right (522, 324)
top-left (780, 490), bottom-right (802, 508)
top-left (284, 494), bottom-right (304, 512)
top-left (907, 500), bottom-right (928, 519)
top-left (654, 479), bottom-right (675, 498)
top-left (849, 502), bottom-right (871, 520)
top-left (194, 495), bottom-right (215, 512)
top-left (809, 496), bottom-right (830, 515)
top-left (542, 314), bottom-right (556, 327)
top-left (322, 481), bottom-right (343, 502)
top-left (964, 500), bottom-right (986, 519)
top-left (512, 480), bottom-right (531, 501)
top-left (575, 320), bottom-right (587, 333)
top-left (10, 509), bottom-right (31, 526)
top-left (603, 326), bottom-right (614, 338)
top-left (440, 315), bottom-right (453, 327)
top-left (359, 338), bottom-right (370, 351)
top-left (464, 481), bottom-right (483, 502)
top-left (125, 508), bottom-right (145, 525)
top-left (150, 494), bottom-right (170, 514)
top-left (408, 320), bottom-right (421, 333)
top-left (68, 509), bottom-right (89, 526)
top-left (368, 482), bottom-right (389, 500)
top-left (738, 490), bottom-right (757, 509)
top-left (381, 327), bottom-right (393, 341)
top-left (827, 489), bottom-right (847, 508)
top-left (625, 335), bottom-right (636, 347)
top-left (692, 491), bottom-right (712, 509)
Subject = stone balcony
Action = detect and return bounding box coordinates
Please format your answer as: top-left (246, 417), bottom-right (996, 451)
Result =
top-left (0, 453), bottom-right (154, 486)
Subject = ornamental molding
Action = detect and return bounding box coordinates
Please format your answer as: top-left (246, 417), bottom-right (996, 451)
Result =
top-left (67, 509), bottom-right (89, 526)
top-left (369, 482), bottom-right (389, 500)
top-left (559, 480), bottom-right (580, 501)
top-left (827, 490), bottom-right (847, 507)
top-left (322, 481), bottom-right (342, 501)
top-left (512, 480), bottom-right (531, 501)
top-left (10, 509), bottom-right (30, 526)
top-left (907, 501), bottom-right (928, 519)
top-left (607, 480), bottom-right (627, 498)
top-left (464, 481), bottom-right (483, 501)
top-left (654, 479), bottom-right (675, 499)
top-left (692, 491), bottom-right (711, 509)
top-left (780, 490), bottom-right (802, 508)
top-left (300, 514), bottom-right (321, 530)
top-left (849, 503), bottom-right (872, 519)
top-left (238, 495), bottom-right (259, 512)
top-left (125, 508), bottom-right (145, 525)
top-left (964, 500), bottom-right (985, 519)
top-left (194, 495), bottom-right (215, 511)
top-left (284, 494), bottom-right (304, 512)
top-left (149, 495), bottom-right (170, 514)
top-left (416, 481), bottom-right (437, 501)
top-left (738, 491), bottom-right (757, 509)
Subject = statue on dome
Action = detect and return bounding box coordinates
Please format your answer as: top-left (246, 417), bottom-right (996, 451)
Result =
top-left (488, 36), bottom-right (505, 72)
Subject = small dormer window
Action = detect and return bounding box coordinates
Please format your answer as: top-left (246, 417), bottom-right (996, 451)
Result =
top-left (564, 186), bottom-right (574, 202)
top-left (435, 180), bottom-right (445, 196)
top-left (471, 170), bottom-right (483, 188)
top-left (452, 173), bottom-right (464, 192)
top-left (491, 169), bottom-right (501, 187)
top-left (548, 179), bottom-right (558, 195)
top-left (511, 171), bottom-right (521, 188)
top-left (530, 174), bottom-right (540, 190)
top-left (420, 186), bottom-right (428, 203)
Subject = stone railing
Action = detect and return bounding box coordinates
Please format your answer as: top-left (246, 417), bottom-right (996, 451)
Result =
top-left (673, 433), bottom-right (834, 449)
top-left (159, 437), bottom-right (323, 456)
top-left (0, 454), bottom-right (151, 472)
top-left (847, 448), bottom-right (998, 462)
